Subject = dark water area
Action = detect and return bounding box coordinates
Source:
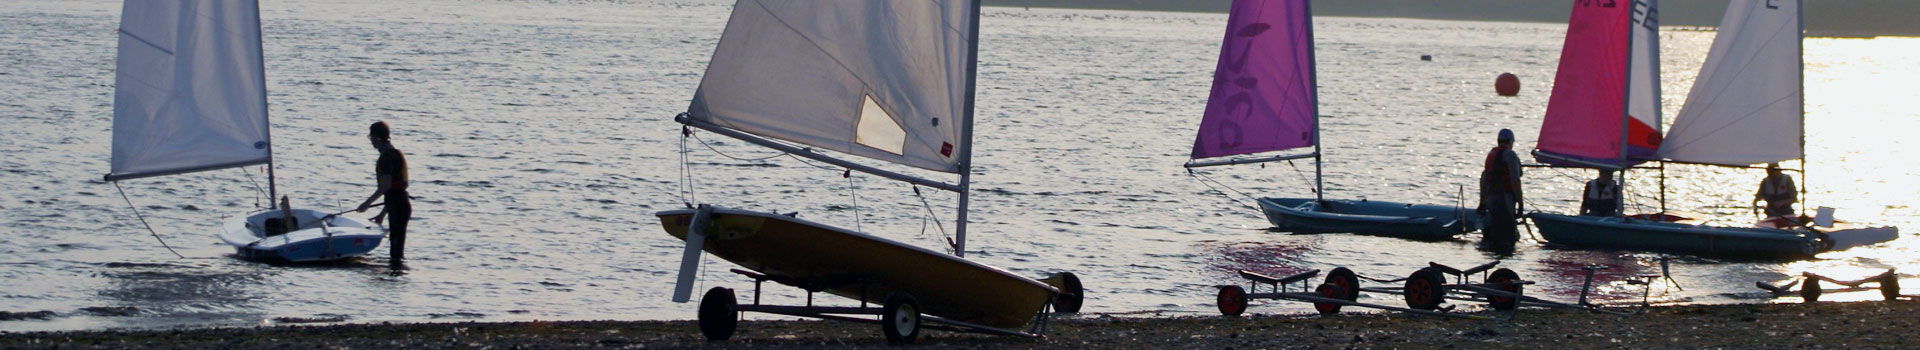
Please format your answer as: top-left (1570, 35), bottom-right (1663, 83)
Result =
top-left (1, 0), bottom-right (1915, 332)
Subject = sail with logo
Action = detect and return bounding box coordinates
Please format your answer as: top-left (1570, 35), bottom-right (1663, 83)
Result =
top-left (1186, 0), bottom-right (1478, 240)
top-left (1530, 0), bottom-right (1897, 259)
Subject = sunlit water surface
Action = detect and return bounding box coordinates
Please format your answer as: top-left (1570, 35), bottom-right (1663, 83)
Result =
top-left (1, 0), bottom-right (1915, 331)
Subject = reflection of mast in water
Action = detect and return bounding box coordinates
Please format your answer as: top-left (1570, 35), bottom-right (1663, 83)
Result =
top-left (96, 261), bottom-right (271, 328)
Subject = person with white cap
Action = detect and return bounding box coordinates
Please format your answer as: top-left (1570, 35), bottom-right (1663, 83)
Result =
top-left (1479, 128), bottom-right (1524, 250)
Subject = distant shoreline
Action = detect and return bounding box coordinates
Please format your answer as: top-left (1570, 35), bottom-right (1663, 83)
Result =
top-left (986, 0), bottom-right (1919, 38)
top-left (4, 301), bottom-right (1914, 349)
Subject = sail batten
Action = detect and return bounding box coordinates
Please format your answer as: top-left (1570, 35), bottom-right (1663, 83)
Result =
top-left (108, 0), bottom-right (272, 181)
top-left (1658, 0), bottom-right (1803, 167)
top-left (686, 0), bottom-right (976, 174)
top-left (1189, 0), bottom-right (1316, 161)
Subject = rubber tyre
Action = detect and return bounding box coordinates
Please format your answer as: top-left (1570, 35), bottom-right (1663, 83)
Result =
top-left (697, 287), bottom-right (738, 341)
top-left (882, 292), bottom-right (922, 345)
top-left (1326, 267), bottom-right (1361, 301)
top-left (1486, 268), bottom-right (1522, 311)
top-left (1885, 276), bottom-right (1902, 301)
top-left (1800, 278), bottom-right (1822, 303)
top-left (1313, 283), bottom-right (1344, 315)
top-left (1217, 285), bottom-right (1248, 317)
top-left (1050, 272), bottom-right (1086, 313)
top-left (1403, 268), bottom-right (1447, 311)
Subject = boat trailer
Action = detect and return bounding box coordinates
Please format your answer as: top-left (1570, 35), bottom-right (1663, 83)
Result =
top-left (1216, 261), bottom-right (1626, 319)
top-left (1756, 269), bottom-right (1906, 302)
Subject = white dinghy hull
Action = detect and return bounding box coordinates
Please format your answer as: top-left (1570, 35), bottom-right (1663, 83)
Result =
top-left (218, 209), bottom-right (385, 262)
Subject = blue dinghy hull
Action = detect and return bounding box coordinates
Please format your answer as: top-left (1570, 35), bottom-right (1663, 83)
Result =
top-left (1530, 212), bottom-right (1817, 259)
top-left (1257, 197), bottom-right (1479, 241)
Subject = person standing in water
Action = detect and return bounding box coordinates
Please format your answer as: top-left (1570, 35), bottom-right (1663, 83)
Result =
top-left (356, 121), bottom-right (411, 269)
top-left (1478, 129), bottom-right (1524, 252)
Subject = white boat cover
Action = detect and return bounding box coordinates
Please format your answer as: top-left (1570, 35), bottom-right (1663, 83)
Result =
top-left (686, 0), bottom-right (976, 173)
top-left (1659, 0), bottom-right (1803, 166)
top-left (109, 0), bottom-right (272, 181)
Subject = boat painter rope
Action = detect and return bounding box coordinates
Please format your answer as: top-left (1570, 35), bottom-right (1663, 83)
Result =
top-left (112, 181), bottom-right (185, 259)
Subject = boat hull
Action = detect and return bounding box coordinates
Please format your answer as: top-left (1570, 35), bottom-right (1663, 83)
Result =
top-left (1258, 197), bottom-right (1478, 240)
top-left (1531, 212), bottom-right (1817, 259)
top-left (658, 207), bottom-right (1058, 329)
top-left (219, 209), bottom-right (385, 262)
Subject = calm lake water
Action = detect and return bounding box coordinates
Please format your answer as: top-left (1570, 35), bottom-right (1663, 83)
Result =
top-left (2, 0), bottom-right (1916, 332)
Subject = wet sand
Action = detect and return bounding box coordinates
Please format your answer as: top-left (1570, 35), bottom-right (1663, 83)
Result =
top-left (3, 301), bottom-right (1914, 349)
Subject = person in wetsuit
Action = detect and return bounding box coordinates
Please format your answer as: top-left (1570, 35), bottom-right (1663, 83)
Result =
top-left (356, 121), bottom-right (411, 269)
top-left (1478, 129), bottom-right (1524, 252)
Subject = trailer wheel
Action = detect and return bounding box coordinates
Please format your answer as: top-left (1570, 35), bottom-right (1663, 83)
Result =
top-left (1047, 272), bottom-right (1086, 313)
top-left (1486, 268), bottom-right (1521, 311)
top-left (1327, 267), bottom-right (1361, 301)
top-left (1403, 268), bottom-right (1446, 311)
top-left (1217, 285), bottom-right (1248, 317)
top-left (1800, 278), bottom-right (1822, 303)
top-left (1313, 283), bottom-right (1344, 315)
top-left (882, 292), bottom-right (922, 345)
top-left (697, 287), bottom-right (738, 341)
top-left (1883, 276), bottom-right (1902, 301)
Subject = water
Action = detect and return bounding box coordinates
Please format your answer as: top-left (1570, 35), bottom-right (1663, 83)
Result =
top-left (2, 0), bottom-right (1916, 332)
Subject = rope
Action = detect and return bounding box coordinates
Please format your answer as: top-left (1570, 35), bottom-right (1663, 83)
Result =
top-left (678, 126), bottom-right (697, 208)
top-left (688, 128), bottom-right (788, 162)
top-left (240, 166), bottom-right (267, 208)
top-left (912, 185), bottom-right (953, 253)
top-left (112, 182), bottom-right (185, 259)
top-left (1283, 160), bottom-right (1318, 195)
top-left (845, 170), bottom-right (861, 234)
top-left (1187, 170), bottom-right (1258, 211)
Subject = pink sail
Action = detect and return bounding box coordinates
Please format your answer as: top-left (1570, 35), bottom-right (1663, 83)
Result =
top-left (1537, 0), bottom-right (1659, 167)
top-left (1190, 0), bottom-right (1315, 160)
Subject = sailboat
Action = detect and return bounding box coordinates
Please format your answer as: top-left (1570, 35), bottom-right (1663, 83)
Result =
top-left (108, 0), bottom-right (383, 262)
top-left (1185, 0), bottom-right (1478, 240)
top-left (1529, 0), bottom-right (1897, 259)
top-left (654, 0), bottom-right (1082, 343)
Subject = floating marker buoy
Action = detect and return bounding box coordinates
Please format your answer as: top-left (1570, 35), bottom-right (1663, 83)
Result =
top-left (1420, 54), bottom-right (1432, 61)
top-left (1495, 73), bottom-right (1520, 96)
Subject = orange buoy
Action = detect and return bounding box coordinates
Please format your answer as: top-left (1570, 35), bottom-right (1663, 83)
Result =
top-left (1495, 73), bottom-right (1520, 96)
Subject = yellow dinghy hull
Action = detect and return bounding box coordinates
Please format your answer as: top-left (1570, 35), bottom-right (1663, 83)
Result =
top-left (659, 207), bottom-right (1061, 329)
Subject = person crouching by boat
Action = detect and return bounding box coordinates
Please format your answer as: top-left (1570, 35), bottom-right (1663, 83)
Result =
top-left (1755, 163), bottom-right (1797, 220)
top-left (1580, 170), bottom-right (1622, 217)
top-left (1478, 129), bottom-right (1524, 252)
top-left (356, 121), bottom-right (412, 269)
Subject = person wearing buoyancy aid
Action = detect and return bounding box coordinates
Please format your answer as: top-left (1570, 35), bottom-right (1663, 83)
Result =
top-left (1581, 170), bottom-right (1622, 217)
top-left (356, 121), bottom-right (412, 269)
top-left (1755, 162), bottom-right (1797, 219)
top-left (1478, 129), bottom-right (1524, 249)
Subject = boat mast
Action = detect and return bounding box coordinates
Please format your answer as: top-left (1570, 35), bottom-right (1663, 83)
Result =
top-left (1796, 0), bottom-right (1807, 219)
top-left (256, 5), bottom-right (277, 209)
top-left (952, 0), bottom-right (982, 258)
top-left (1307, 0), bottom-right (1323, 203)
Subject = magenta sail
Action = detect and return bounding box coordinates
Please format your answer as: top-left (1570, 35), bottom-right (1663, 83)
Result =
top-left (1190, 0), bottom-right (1315, 160)
top-left (1537, 0), bottom-right (1654, 168)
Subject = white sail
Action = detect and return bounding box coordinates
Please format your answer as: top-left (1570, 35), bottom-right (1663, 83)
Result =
top-left (108, 0), bottom-right (272, 181)
top-left (1627, 0), bottom-right (1661, 153)
top-left (686, 0), bottom-right (976, 174)
top-left (1658, 0), bottom-right (1802, 166)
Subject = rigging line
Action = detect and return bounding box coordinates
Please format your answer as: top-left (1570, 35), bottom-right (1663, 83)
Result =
top-left (240, 166), bottom-right (267, 208)
top-left (679, 127), bottom-right (696, 207)
top-left (112, 181), bottom-right (186, 259)
top-left (688, 129), bottom-right (789, 162)
top-left (912, 185), bottom-right (953, 253)
top-left (1284, 160), bottom-right (1318, 195)
top-left (846, 170), bottom-right (861, 234)
top-left (1188, 170), bottom-right (1258, 212)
